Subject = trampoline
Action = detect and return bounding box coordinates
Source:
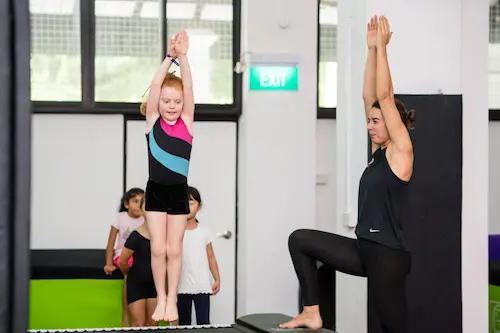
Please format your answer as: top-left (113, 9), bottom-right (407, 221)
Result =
top-left (26, 314), bottom-right (337, 333)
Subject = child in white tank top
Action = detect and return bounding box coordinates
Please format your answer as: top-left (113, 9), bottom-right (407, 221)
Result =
top-left (177, 186), bottom-right (220, 325)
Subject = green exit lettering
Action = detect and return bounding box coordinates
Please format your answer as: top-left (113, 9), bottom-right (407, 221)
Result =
top-left (249, 66), bottom-right (299, 91)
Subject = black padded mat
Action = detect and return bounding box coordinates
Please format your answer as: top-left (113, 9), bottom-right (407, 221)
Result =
top-left (490, 260), bottom-right (500, 286)
top-left (31, 249), bottom-right (124, 280)
top-left (236, 314), bottom-right (336, 333)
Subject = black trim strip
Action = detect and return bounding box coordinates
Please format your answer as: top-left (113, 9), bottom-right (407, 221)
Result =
top-left (33, 101), bottom-right (241, 121)
top-left (319, 108), bottom-right (500, 121)
top-left (160, 0), bottom-right (167, 60)
top-left (316, 2), bottom-right (336, 119)
top-left (315, 2), bottom-right (321, 117)
top-left (318, 107), bottom-right (336, 119)
top-left (490, 109), bottom-right (500, 121)
top-left (81, 0), bottom-right (95, 107)
top-left (11, 0), bottom-right (31, 331)
top-left (123, 116), bottom-right (127, 193)
top-left (233, 0), bottom-right (242, 112)
top-left (31, 250), bottom-right (124, 280)
top-left (490, 260), bottom-right (500, 286)
top-left (0, 0), bottom-right (12, 327)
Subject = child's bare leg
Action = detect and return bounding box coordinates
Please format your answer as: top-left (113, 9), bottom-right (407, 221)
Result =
top-left (146, 298), bottom-right (159, 326)
top-left (163, 214), bottom-right (187, 322)
top-left (146, 211), bottom-right (168, 321)
top-left (122, 276), bottom-right (130, 327)
top-left (129, 299), bottom-right (147, 327)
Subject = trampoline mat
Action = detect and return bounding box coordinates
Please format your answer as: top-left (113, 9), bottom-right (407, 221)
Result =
top-left (26, 313), bottom-right (337, 333)
top-left (29, 326), bottom-right (238, 333)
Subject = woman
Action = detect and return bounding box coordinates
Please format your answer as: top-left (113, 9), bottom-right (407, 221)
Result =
top-left (280, 16), bottom-right (415, 333)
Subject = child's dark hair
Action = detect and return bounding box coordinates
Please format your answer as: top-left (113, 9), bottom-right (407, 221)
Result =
top-left (188, 186), bottom-right (202, 204)
top-left (119, 188), bottom-right (145, 212)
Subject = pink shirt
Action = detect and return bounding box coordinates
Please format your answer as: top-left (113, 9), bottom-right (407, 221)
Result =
top-left (111, 212), bottom-right (144, 259)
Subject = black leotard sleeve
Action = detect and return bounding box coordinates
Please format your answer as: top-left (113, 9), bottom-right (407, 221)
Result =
top-left (124, 231), bottom-right (153, 283)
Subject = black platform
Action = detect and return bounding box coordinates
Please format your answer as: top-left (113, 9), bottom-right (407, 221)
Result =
top-left (27, 313), bottom-right (337, 333)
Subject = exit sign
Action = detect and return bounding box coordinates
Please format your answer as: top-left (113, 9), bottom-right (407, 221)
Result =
top-left (249, 66), bottom-right (298, 91)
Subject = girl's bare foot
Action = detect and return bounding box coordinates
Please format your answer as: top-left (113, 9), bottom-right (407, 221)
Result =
top-left (163, 296), bottom-right (179, 322)
top-left (152, 296), bottom-right (167, 322)
top-left (279, 306), bottom-right (323, 330)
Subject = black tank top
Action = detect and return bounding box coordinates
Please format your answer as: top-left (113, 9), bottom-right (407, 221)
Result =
top-left (355, 147), bottom-right (410, 251)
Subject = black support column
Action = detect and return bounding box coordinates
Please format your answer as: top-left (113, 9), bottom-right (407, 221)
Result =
top-left (0, 0), bottom-right (31, 332)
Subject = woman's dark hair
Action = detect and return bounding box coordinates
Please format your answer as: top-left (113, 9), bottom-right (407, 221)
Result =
top-left (119, 187), bottom-right (145, 212)
top-left (188, 186), bottom-right (202, 204)
top-left (372, 99), bottom-right (416, 130)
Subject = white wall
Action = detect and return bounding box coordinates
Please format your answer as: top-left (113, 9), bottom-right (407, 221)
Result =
top-left (237, 0), bottom-right (318, 318)
top-left (461, 0), bottom-right (489, 331)
top-left (316, 120), bottom-right (337, 234)
top-left (30, 116), bottom-right (238, 252)
top-left (30, 114), bottom-right (124, 249)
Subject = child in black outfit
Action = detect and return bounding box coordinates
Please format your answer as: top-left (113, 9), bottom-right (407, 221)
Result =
top-left (118, 196), bottom-right (163, 327)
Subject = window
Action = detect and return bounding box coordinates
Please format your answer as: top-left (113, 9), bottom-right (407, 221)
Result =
top-left (166, 0), bottom-right (234, 104)
top-left (30, 0), bottom-right (238, 110)
top-left (490, 1), bottom-right (500, 109)
top-left (318, 0), bottom-right (337, 109)
top-left (30, 0), bottom-right (82, 102)
top-left (94, 0), bottom-right (162, 102)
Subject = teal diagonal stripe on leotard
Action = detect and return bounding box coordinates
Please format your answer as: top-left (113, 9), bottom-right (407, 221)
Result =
top-left (149, 129), bottom-right (189, 177)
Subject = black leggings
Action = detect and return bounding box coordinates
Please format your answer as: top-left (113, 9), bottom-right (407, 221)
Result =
top-left (289, 229), bottom-right (411, 333)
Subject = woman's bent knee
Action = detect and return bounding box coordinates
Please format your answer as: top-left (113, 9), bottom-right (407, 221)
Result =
top-left (288, 229), bottom-right (311, 250)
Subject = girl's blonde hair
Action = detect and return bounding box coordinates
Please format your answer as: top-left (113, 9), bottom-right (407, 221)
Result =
top-left (140, 72), bottom-right (184, 116)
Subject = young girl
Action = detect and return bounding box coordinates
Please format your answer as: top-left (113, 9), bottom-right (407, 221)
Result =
top-left (118, 195), bottom-right (158, 327)
top-left (177, 186), bottom-right (221, 326)
top-left (104, 188), bottom-right (145, 327)
top-left (140, 30), bottom-right (195, 323)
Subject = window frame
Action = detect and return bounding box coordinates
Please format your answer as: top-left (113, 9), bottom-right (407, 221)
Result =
top-left (317, 2), bottom-right (500, 121)
top-left (31, 0), bottom-right (242, 121)
top-left (317, 0), bottom-right (336, 119)
top-left (489, 3), bottom-right (500, 120)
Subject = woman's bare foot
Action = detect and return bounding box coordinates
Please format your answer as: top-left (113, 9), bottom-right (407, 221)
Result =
top-left (163, 296), bottom-right (179, 322)
top-left (279, 306), bottom-right (323, 330)
top-left (152, 296), bottom-right (167, 322)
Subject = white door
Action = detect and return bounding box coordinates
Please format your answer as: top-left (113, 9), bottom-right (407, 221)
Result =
top-left (125, 120), bottom-right (237, 325)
